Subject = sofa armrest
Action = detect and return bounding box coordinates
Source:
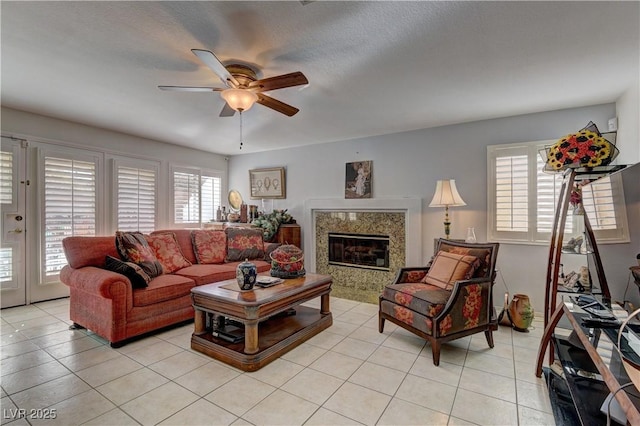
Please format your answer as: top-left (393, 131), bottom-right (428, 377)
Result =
top-left (391, 267), bottom-right (431, 284)
top-left (433, 277), bottom-right (493, 336)
top-left (61, 265), bottom-right (133, 301)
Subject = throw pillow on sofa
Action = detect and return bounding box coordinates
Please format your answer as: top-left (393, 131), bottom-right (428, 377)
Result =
top-left (191, 229), bottom-right (227, 264)
top-left (225, 227), bottom-right (265, 262)
top-left (105, 255), bottom-right (151, 288)
top-left (115, 231), bottom-right (163, 278)
top-left (146, 232), bottom-right (192, 273)
top-left (422, 251), bottom-right (479, 290)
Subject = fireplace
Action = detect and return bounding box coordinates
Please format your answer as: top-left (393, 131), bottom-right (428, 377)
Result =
top-left (303, 198), bottom-right (422, 303)
top-left (328, 232), bottom-right (390, 271)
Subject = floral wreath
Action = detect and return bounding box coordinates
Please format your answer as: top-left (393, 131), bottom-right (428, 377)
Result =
top-left (545, 121), bottom-right (618, 172)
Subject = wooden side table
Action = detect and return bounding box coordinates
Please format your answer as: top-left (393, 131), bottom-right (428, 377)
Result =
top-left (275, 224), bottom-right (301, 248)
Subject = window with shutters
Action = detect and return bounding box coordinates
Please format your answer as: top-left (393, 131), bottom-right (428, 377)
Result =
top-left (488, 141), bottom-right (627, 244)
top-left (43, 155), bottom-right (97, 279)
top-left (172, 166), bottom-right (222, 226)
top-left (115, 162), bottom-right (157, 233)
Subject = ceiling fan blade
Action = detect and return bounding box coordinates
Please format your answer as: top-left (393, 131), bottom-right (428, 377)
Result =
top-left (219, 103), bottom-right (236, 117)
top-left (191, 49), bottom-right (239, 88)
top-left (256, 93), bottom-right (299, 117)
top-left (248, 72), bottom-right (308, 93)
top-left (158, 85), bottom-right (222, 92)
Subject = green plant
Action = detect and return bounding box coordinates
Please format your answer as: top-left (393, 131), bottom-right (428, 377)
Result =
top-left (251, 209), bottom-right (293, 241)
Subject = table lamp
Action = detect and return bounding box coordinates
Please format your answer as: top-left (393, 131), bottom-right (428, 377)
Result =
top-left (429, 179), bottom-right (466, 239)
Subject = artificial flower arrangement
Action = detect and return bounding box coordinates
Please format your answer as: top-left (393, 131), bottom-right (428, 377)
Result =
top-left (251, 209), bottom-right (294, 241)
top-left (544, 121), bottom-right (618, 172)
top-left (569, 184), bottom-right (585, 215)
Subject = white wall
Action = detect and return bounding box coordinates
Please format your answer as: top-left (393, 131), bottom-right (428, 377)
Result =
top-left (616, 80), bottom-right (640, 163)
top-left (1, 106), bottom-right (229, 228)
top-left (229, 103), bottom-right (636, 313)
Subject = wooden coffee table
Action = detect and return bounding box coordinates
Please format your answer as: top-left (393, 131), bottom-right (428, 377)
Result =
top-left (190, 273), bottom-right (332, 371)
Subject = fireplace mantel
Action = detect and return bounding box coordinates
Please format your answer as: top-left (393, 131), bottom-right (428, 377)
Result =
top-left (303, 198), bottom-right (422, 273)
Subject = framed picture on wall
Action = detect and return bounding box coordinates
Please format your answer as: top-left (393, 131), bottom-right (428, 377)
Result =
top-left (345, 161), bottom-right (372, 199)
top-left (249, 167), bottom-right (286, 199)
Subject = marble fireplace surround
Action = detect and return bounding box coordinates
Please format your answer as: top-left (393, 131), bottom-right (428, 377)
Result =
top-left (303, 198), bottom-right (422, 302)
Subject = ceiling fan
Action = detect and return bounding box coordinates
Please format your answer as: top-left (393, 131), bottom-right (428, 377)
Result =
top-left (159, 49), bottom-right (308, 117)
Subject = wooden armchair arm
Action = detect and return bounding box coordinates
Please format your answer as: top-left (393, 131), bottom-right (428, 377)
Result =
top-left (433, 277), bottom-right (493, 336)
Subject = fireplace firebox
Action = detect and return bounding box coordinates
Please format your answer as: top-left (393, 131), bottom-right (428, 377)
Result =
top-left (328, 232), bottom-right (390, 271)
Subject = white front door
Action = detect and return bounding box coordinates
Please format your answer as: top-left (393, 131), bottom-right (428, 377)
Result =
top-left (1, 137), bottom-right (27, 308)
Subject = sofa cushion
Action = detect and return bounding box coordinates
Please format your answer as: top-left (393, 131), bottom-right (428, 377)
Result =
top-left (116, 231), bottom-right (164, 278)
top-left (422, 251), bottom-right (478, 290)
top-left (132, 274), bottom-right (196, 307)
top-left (382, 282), bottom-right (450, 319)
top-left (63, 236), bottom-right (119, 269)
top-left (175, 260), bottom-right (270, 286)
top-left (104, 255), bottom-right (151, 288)
top-left (380, 299), bottom-right (434, 336)
top-left (225, 227), bottom-right (265, 262)
top-left (151, 229), bottom-right (198, 264)
top-left (146, 232), bottom-right (192, 273)
top-left (191, 229), bottom-right (227, 264)
top-left (436, 243), bottom-right (491, 278)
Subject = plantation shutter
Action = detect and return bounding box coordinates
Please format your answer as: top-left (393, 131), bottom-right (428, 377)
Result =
top-left (44, 156), bottom-right (96, 276)
top-left (535, 153), bottom-right (572, 236)
top-left (495, 154), bottom-right (528, 232)
top-left (174, 171), bottom-right (200, 223)
top-left (201, 174), bottom-right (222, 224)
top-left (172, 167), bottom-right (224, 226)
top-left (0, 151), bottom-right (13, 283)
top-left (117, 166), bottom-right (156, 233)
top-left (0, 151), bottom-right (13, 205)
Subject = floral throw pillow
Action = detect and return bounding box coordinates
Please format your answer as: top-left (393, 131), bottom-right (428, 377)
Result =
top-left (225, 227), bottom-right (265, 262)
top-left (422, 251), bottom-right (479, 290)
top-left (146, 232), bottom-right (192, 273)
top-left (115, 231), bottom-right (163, 278)
top-left (191, 229), bottom-right (227, 264)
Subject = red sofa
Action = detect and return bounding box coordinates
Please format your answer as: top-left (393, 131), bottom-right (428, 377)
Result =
top-left (60, 228), bottom-right (271, 347)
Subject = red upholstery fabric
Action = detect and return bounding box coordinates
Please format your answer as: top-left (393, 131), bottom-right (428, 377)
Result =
top-left (132, 274), bottom-right (195, 307)
top-left (380, 299), bottom-right (433, 336)
top-left (175, 260), bottom-right (270, 286)
top-left (382, 283), bottom-right (449, 317)
top-left (61, 229), bottom-right (271, 346)
top-left (62, 236), bottom-right (119, 269)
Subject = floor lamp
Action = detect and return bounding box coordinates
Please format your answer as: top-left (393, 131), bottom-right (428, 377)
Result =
top-left (429, 179), bottom-right (466, 239)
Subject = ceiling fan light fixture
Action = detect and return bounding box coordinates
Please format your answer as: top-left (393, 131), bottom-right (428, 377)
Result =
top-left (221, 88), bottom-right (258, 112)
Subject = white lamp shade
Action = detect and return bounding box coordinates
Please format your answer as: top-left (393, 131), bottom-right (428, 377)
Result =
top-left (429, 179), bottom-right (466, 207)
top-left (221, 88), bottom-right (258, 112)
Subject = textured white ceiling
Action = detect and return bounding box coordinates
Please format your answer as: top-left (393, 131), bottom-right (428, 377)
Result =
top-left (2, 1), bottom-right (639, 155)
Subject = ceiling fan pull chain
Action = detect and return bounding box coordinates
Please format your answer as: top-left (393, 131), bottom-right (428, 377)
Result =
top-left (239, 111), bottom-right (243, 150)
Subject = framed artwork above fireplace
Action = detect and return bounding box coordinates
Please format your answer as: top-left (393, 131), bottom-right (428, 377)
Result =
top-left (345, 160), bottom-right (372, 199)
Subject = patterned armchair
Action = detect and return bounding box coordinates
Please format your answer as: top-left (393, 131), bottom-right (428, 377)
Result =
top-left (379, 239), bottom-right (499, 365)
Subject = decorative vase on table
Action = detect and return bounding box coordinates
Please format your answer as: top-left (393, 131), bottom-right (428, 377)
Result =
top-left (508, 294), bottom-right (534, 332)
top-left (465, 227), bottom-right (477, 243)
top-left (236, 259), bottom-right (257, 291)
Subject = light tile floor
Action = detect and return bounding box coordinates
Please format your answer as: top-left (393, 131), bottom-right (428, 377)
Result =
top-left (0, 297), bottom-right (554, 425)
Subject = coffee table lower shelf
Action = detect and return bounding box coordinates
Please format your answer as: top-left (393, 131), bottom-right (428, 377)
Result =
top-left (191, 306), bottom-right (332, 371)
